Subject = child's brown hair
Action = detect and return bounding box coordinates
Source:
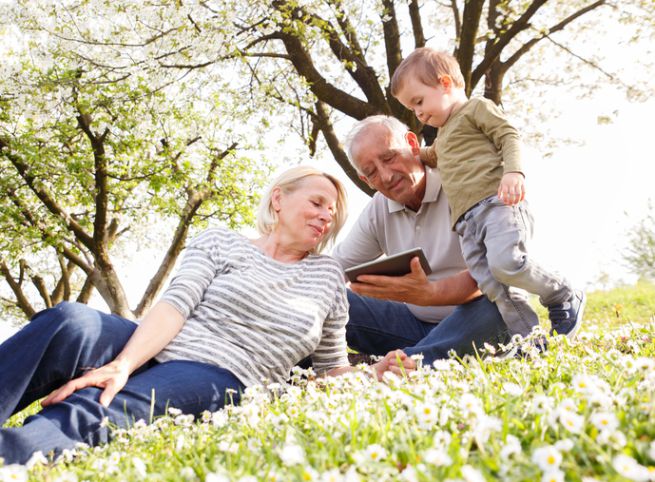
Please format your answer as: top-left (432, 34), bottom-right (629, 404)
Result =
top-left (390, 48), bottom-right (465, 96)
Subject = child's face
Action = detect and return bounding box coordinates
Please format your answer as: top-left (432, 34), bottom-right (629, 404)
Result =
top-left (395, 76), bottom-right (455, 128)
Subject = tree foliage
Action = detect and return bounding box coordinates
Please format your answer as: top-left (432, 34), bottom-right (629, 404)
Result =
top-left (0, 0), bottom-right (653, 320)
top-left (624, 202), bottom-right (655, 281)
top-left (0, 2), bottom-right (269, 319)
top-left (227, 0), bottom-right (654, 190)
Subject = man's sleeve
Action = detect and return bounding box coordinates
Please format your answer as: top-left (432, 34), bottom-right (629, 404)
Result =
top-left (330, 201), bottom-right (384, 269)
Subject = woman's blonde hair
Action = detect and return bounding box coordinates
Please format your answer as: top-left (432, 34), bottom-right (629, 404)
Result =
top-left (256, 166), bottom-right (348, 253)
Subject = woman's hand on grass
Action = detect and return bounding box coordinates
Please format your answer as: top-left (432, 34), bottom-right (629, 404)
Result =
top-left (372, 349), bottom-right (416, 380)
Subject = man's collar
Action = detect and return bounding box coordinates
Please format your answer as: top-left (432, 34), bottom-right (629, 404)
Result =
top-left (388, 167), bottom-right (442, 213)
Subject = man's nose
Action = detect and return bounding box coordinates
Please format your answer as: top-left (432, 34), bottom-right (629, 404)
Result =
top-left (379, 166), bottom-right (394, 183)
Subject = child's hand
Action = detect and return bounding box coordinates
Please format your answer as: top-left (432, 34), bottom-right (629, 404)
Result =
top-left (498, 172), bottom-right (525, 205)
top-left (419, 147), bottom-right (437, 168)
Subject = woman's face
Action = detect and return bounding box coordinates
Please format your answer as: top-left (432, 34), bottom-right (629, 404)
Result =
top-left (272, 175), bottom-right (338, 252)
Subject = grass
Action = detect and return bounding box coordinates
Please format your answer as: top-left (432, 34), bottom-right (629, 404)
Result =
top-left (2, 282), bottom-right (655, 481)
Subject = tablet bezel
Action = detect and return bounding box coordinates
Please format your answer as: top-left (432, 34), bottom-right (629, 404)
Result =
top-left (344, 247), bottom-right (432, 282)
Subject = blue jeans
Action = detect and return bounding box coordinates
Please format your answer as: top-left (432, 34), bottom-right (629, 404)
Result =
top-left (0, 302), bottom-right (245, 464)
top-left (346, 291), bottom-right (509, 364)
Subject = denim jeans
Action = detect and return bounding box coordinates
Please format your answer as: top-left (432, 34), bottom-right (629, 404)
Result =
top-left (455, 196), bottom-right (573, 337)
top-left (0, 302), bottom-right (245, 464)
top-left (346, 291), bottom-right (509, 364)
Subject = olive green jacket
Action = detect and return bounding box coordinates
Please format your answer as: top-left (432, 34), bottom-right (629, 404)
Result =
top-left (421, 97), bottom-right (523, 229)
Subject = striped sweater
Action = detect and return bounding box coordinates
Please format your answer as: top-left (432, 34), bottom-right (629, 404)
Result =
top-left (155, 227), bottom-right (350, 387)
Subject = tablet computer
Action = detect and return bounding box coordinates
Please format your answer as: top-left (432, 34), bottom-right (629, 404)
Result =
top-left (344, 247), bottom-right (432, 282)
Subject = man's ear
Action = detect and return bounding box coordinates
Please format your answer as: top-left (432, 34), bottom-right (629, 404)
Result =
top-left (404, 131), bottom-right (421, 156)
top-left (358, 174), bottom-right (374, 188)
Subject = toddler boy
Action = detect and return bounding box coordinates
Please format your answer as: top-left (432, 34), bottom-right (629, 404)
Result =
top-left (390, 47), bottom-right (584, 340)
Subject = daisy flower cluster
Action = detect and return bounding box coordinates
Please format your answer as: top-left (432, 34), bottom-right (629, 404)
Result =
top-left (4, 318), bottom-right (654, 481)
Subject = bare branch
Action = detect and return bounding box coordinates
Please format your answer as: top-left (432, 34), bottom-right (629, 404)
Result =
top-left (450, 0), bottom-right (462, 42)
top-left (134, 191), bottom-right (204, 317)
top-left (273, 30), bottom-right (378, 120)
top-left (76, 275), bottom-right (95, 304)
top-left (545, 35), bottom-right (617, 82)
top-left (75, 108), bottom-right (110, 255)
top-left (313, 101), bottom-right (374, 196)
top-left (457, 0), bottom-right (485, 92)
top-left (22, 259), bottom-right (53, 308)
top-left (471, 0), bottom-right (549, 89)
top-left (381, 0), bottom-right (403, 81)
top-left (187, 14), bottom-right (202, 33)
top-left (502, 1), bottom-right (607, 72)
top-left (236, 52), bottom-right (291, 60)
top-left (409, 0), bottom-right (426, 48)
top-left (0, 259), bottom-right (35, 318)
top-left (51, 255), bottom-right (73, 304)
top-left (45, 25), bottom-right (183, 49)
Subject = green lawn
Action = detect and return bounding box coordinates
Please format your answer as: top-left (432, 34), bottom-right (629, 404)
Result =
top-left (3, 282), bottom-right (655, 481)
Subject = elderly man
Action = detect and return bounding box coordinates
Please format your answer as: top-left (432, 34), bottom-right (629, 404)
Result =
top-left (331, 115), bottom-right (509, 367)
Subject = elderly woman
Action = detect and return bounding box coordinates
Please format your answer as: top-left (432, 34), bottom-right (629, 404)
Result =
top-left (0, 166), bottom-right (413, 465)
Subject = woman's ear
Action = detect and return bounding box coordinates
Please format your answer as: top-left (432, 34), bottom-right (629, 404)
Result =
top-left (271, 187), bottom-right (282, 212)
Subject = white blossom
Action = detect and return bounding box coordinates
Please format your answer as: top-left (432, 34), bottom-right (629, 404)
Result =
top-left (532, 445), bottom-right (563, 472)
top-left (541, 469), bottom-right (565, 482)
top-left (0, 465), bottom-right (28, 482)
top-left (423, 448), bottom-right (452, 467)
top-left (612, 454), bottom-right (651, 482)
top-left (279, 444), bottom-right (305, 466)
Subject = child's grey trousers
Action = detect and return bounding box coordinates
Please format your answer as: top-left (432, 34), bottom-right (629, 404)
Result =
top-left (455, 195), bottom-right (573, 337)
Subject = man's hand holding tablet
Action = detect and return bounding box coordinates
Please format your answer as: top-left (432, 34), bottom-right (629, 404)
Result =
top-left (346, 248), bottom-right (444, 306)
top-left (344, 248), bottom-right (431, 282)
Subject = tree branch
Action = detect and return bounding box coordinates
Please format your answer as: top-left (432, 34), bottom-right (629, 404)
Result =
top-left (502, 1), bottom-right (607, 72)
top-left (545, 34), bottom-right (617, 81)
top-left (134, 190), bottom-right (205, 318)
top-left (20, 259), bottom-right (53, 308)
top-left (381, 0), bottom-right (403, 82)
top-left (313, 101), bottom-right (374, 196)
top-left (273, 30), bottom-right (378, 120)
top-left (457, 0), bottom-right (485, 92)
top-left (450, 0), bottom-right (462, 43)
top-left (0, 259), bottom-right (36, 318)
top-left (51, 255), bottom-right (73, 304)
top-left (206, 142), bottom-right (238, 185)
top-left (76, 273), bottom-right (96, 304)
top-left (408, 0), bottom-right (426, 48)
top-left (0, 137), bottom-right (95, 251)
top-left (471, 0), bottom-right (549, 89)
top-left (271, 1), bottom-right (387, 108)
top-left (76, 110), bottom-right (110, 255)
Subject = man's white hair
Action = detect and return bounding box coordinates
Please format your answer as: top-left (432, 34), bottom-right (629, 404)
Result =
top-left (344, 115), bottom-right (410, 173)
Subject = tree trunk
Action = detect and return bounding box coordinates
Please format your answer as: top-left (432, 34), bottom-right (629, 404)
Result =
top-left (484, 61), bottom-right (505, 105)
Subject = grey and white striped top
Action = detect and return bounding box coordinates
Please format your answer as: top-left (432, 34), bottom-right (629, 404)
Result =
top-left (155, 227), bottom-right (350, 387)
